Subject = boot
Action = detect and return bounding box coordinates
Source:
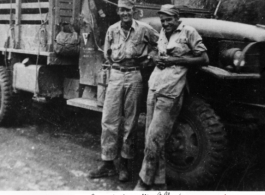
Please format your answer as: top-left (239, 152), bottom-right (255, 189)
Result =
top-left (119, 158), bottom-right (129, 182)
top-left (134, 179), bottom-right (151, 191)
top-left (88, 161), bottom-right (116, 179)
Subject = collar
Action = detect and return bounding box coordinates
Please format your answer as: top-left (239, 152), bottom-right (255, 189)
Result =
top-left (176, 22), bottom-right (185, 32)
top-left (119, 19), bottom-right (136, 31)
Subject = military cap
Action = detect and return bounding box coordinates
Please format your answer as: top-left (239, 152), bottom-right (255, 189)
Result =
top-left (158, 4), bottom-right (179, 16)
top-left (118, 0), bottom-right (135, 9)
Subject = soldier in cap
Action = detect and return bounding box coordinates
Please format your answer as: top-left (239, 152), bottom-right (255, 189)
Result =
top-left (134, 4), bottom-right (209, 190)
top-left (88, 0), bottom-right (159, 182)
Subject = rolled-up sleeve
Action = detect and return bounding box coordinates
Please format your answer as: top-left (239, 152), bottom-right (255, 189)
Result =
top-left (188, 28), bottom-right (207, 56)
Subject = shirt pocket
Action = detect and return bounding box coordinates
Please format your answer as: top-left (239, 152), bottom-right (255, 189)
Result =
top-left (171, 40), bottom-right (190, 57)
top-left (131, 33), bottom-right (145, 50)
top-left (131, 38), bottom-right (145, 49)
top-left (177, 37), bottom-right (188, 44)
top-left (131, 32), bottom-right (144, 45)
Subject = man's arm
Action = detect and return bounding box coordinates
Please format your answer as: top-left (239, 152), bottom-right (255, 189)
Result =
top-left (158, 52), bottom-right (209, 67)
top-left (147, 27), bottom-right (159, 58)
top-left (139, 26), bottom-right (159, 68)
top-left (103, 29), bottom-right (112, 62)
top-left (154, 27), bottom-right (209, 68)
top-left (140, 26), bottom-right (159, 67)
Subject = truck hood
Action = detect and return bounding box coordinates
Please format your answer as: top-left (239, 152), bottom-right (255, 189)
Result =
top-left (140, 17), bottom-right (265, 42)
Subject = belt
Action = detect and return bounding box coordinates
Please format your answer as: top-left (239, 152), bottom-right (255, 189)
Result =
top-left (112, 66), bottom-right (140, 72)
top-left (113, 59), bottom-right (136, 67)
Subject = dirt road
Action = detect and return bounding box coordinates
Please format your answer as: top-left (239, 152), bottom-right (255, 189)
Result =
top-left (0, 122), bottom-right (127, 190)
top-left (0, 99), bottom-right (148, 191)
top-left (0, 101), bottom-right (264, 191)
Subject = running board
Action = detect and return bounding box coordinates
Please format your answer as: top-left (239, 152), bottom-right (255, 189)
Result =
top-left (67, 98), bottom-right (103, 112)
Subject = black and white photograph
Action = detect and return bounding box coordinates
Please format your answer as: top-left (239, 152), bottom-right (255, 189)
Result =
top-left (0, 0), bottom-right (264, 192)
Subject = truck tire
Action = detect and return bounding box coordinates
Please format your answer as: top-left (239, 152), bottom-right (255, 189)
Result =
top-left (0, 66), bottom-right (12, 124)
top-left (166, 97), bottom-right (227, 188)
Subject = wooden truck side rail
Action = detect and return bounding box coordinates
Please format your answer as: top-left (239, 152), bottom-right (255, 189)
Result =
top-left (0, 0), bottom-right (81, 65)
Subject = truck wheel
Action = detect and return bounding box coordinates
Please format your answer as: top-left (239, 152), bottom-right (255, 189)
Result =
top-left (166, 97), bottom-right (227, 188)
top-left (0, 66), bottom-right (12, 124)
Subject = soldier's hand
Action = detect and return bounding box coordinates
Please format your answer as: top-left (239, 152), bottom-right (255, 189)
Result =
top-left (153, 56), bottom-right (165, 65)
top-left (160, 56), bottom-right (183, 67)
top-left (154, 56), bottom-right (169, 70)
top-left (141, 58), bottom-right (152, 68)
top-left (157, 64), bottom-right (166, 70)
top-left (104, 60), bottom-right (112, 66)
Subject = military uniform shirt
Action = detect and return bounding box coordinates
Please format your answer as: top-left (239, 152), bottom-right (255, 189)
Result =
top-left (104, 19), bottom-right (158, 64)
top-left (148, 22), bottom-right (207, 98)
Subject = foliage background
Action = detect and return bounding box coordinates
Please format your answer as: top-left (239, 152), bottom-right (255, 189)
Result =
top-left (173, 0), bottom-right (265, 25)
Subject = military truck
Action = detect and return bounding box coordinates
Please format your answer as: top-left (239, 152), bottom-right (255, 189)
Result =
top-left (0, 0), bottom-right (264, 189)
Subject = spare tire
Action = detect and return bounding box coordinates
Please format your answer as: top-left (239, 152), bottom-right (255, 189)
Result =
top-left (166, 97), bottom-right (227, 188)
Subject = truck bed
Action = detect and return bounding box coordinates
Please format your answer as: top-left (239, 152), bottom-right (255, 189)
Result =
top-left (0, 0), bottom-right (81, 65)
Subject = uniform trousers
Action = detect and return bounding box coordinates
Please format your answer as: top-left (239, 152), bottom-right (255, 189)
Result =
top-left (139, 89), bottom-right (183, 185)
top-left (101, 68), bottom-right (143, 161)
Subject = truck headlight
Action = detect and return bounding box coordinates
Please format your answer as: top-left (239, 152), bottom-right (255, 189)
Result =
top-left (220, 48), bottom-right (244, 71)
top-left (219, 41), bottom-right (263, 74)
top-left (233, 50), bottom-right (245, 67)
